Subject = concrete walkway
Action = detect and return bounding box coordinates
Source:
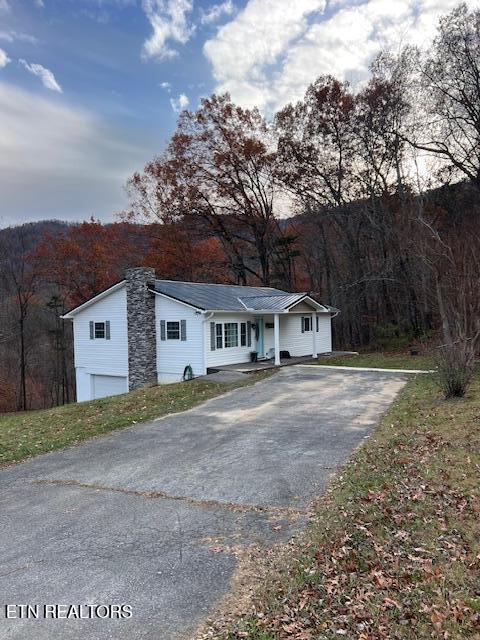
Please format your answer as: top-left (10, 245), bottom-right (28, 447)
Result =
top-left (299, 364), bottom-right (435, 374)
top-left (0, 366), bottom-right (408, 640)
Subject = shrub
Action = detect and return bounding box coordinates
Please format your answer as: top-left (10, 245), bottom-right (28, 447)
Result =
top-left (434, 340), bottom-right (475, 398)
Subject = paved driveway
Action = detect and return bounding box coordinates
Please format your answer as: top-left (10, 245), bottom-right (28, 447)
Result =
top-left (0, 367), bottom-right (407, 640)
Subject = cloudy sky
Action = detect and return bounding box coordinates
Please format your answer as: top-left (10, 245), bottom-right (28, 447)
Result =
top-left (0, 0), bottom-right (473, 226)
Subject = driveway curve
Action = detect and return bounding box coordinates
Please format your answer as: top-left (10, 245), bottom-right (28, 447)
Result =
top-left (0, 366), bottom-right (407, 640)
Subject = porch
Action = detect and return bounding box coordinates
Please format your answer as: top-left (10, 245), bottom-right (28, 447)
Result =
top-left (250, 311), bottom-right (322, 366)
top-left (206, 352), bottom-right (356, 374)
top-left (207, 354), bottom-right (317, 374)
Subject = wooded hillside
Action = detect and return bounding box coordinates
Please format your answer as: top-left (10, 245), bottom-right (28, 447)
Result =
top-left (1, 3), bottom-right (479, 413)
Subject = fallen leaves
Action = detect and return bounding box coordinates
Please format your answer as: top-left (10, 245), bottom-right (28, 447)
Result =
top-left (193, 375), bottom-right (480, 640)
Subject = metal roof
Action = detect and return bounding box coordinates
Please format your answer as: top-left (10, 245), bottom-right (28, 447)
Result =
top-left (153, 280), bottom-right (334, 312)
top-left (239, 293), bottom-right (307, 311)
top-left (154, 280), bottom-right (289, 311)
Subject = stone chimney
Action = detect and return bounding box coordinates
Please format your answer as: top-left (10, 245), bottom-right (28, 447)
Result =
top-left (125, 267), bottom-right (157, 391)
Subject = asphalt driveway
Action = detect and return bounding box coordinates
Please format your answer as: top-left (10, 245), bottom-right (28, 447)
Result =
top-left (0, 366), bottom-right (407, 640)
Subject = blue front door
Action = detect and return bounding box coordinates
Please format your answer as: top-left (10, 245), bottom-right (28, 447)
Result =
top-left (255, 317), bottom-right (264, 356)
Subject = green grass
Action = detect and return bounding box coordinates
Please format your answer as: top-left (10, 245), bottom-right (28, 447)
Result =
top-left (0, 371), bottom-right (274, 468)
top-left (211, 372), bottom-right (480, 640)
top-left (317, 351), bottom-right (434, 370)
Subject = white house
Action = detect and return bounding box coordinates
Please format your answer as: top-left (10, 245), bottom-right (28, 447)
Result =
top-left (62, 268), bottom-right (339, 402)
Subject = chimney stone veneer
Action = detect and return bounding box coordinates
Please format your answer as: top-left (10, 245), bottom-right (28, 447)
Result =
top-left (125, 267), bottom-right (157, 390)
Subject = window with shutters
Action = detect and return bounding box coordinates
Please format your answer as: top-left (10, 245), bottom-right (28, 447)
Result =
top-left (166, 321), bottom-right (180, 340)
top-left (224, 322), bottom-right (238, 347)
top-left (240, 322), bottom-right (247, 346)
top-left (94, 322), bottom-right (105, 339)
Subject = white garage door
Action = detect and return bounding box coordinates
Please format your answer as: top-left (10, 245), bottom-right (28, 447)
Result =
top-left (92, 375), bottom-right (128, 400)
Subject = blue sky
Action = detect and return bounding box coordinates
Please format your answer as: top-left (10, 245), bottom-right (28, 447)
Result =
top-left (0, 0), bottom-right (472, 225)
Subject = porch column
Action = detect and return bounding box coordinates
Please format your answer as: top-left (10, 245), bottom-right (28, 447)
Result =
top-left (274, 313), bottom-right (281, 366)
top-left (312, 313), bottom-right (318, 358)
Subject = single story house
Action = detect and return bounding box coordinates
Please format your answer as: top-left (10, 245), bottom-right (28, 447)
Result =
top-left (62, 268), bottom-right (339, 402)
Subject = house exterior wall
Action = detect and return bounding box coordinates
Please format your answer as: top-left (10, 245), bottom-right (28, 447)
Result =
top-left (205, 312), bottom-right (256, 368)
top-left (155, 295), bottom-right (205, 383)
top-left (316, 313), bottom-right (332, 352)
top-left (279, 313), bottom-right (332, 357)
top-left (72, 285), bottom-right (128, 401)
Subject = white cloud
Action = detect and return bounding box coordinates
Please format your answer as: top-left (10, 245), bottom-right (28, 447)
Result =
top-left (159, 80), bottom-right (171, 91)
top-left (170, 92), bottom-right (189, 112)
top-left (0, 48), bottom-right (10, 68)
top-left (0, 0), bottom-right (10, 12)
top-left (0, 82), bottom-right (149, 223)
top-left (0, 30), bottom-right (38, 44)
top-left (34, 0), bottom-right (45, 7)
top-left (19, 59), bottom-right (63, 93)
top-left (200, 0), bottom-right (235, 25)
top-left (203, 0), bottom-right (325, 110)
top-left (142, 0), bottom-right (194, 60)
top-left (203, 0), bottom-right (479, 112)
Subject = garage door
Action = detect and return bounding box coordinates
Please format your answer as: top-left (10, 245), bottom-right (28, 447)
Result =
top-left (92, 375), bottom-right (128, 400)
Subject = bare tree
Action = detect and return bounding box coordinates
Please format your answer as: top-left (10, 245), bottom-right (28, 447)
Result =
top-left (0, 227), bottom-right (38, 410)
top-left (411, 3), bottom-right (480, 186)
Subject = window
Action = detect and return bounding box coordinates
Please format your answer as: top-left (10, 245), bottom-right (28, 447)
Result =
top-left (90, 320), bottom-right (110, 340)
top-left (216, 323), bottom-right (223, 349)
top-left (224, 322), bottom-right (239, 348)
top-left (166, 321), bottom-right (180, 340)
top-left (94, 322), bottom-right (105, 339)
top-left (240, 322), bottom-right (247, 346)
top-left (302, 316), bottom-right (312, 332)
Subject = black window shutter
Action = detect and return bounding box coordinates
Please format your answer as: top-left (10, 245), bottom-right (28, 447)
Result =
top-left (247, 321), bottom-right (252, 347)
top-left (210, 322), bottom-right (216, 350)
top-left (160, 320), bottom-right (166, 341)
top-left (301, 317), bottom-right (305, 333)
top-left (89, 321), bottom-right (94, 339)
top-left (180, 319), bottom-right (187, 341)
top-left (316, 316), bottom-right (319, 332)
top-left (105, 320), bottom-right (111, 340)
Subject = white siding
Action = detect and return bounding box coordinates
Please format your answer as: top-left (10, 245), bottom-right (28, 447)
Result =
top-left (156, 296), bottom-right (204, 383)
top-left (279, 313), bottom-right (332, 357)
top-left (205, 313), bottom-right (255, 368)
top-left (316, 313), bottom-right (332, 352)
top-left (92, 375), bottom-right (127, 399)
top-left (72, 285), bottom-right (128, 401)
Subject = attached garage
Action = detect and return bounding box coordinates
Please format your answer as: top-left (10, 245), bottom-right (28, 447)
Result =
top-left (91, 374), bottom-right (128, 400)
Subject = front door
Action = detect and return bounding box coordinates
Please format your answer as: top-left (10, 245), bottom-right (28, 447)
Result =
top-left (255, 317), bottom-right (264, 357)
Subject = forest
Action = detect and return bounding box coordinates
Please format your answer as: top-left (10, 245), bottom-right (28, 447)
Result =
top-left (1, 2), bottom-right (479, 412)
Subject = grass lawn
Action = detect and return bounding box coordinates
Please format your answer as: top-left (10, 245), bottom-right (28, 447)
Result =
top-left (205, 372), bottom-right (480, 640)
top-left (318, 351), bottom-right (434, 370)
top-left (0, 371), bottom-right (274, 468)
